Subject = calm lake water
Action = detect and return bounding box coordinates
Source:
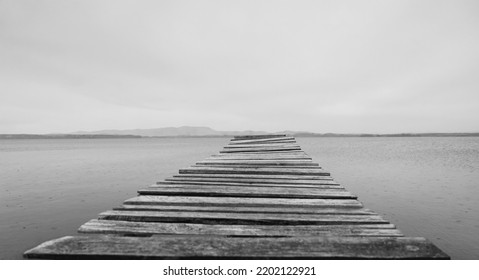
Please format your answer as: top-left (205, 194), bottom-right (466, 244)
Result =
top-left (1, 137), bottom-right (478, 259)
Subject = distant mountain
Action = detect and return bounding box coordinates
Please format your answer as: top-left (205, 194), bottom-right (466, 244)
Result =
top-left (3, 127), bottom-right (478, 139)
top-left (72, 126), bottom-right (269, 137)
top-left (0, 134), bottom-right (141, 139)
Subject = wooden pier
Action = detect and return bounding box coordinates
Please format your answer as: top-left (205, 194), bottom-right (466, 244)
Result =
top-left (24, 135), bottom-right (449, 259)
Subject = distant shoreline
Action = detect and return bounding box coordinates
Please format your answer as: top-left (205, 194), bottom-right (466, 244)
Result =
top-left (0, 134), bottom-right (143, 139)
top-left (1, 133), bottom-right (479, 139)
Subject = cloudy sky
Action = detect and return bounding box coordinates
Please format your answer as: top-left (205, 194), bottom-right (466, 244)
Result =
top-left (1, 0), bottom-right (478, 134)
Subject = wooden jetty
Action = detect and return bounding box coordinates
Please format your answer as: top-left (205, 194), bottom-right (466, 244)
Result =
top-left (24, 134), bottom-right (449, 259)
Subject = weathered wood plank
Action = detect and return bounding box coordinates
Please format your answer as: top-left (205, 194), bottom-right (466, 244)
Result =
top-left (199, 159), bottom-right (316, 164)
top-left (208, 156), bottom-right (311, 160)
top-left (138, 186), bottom-right (357, 199)
top-left (98, 210), bottom-right (388, 225)
top-left (163, 178), bottom-right (340, 187)
top-left (179, 167), bottom-right (330, 176)
top-left (156, 181), bottom-right (343, 189)
top-left (220, 150), bottom-right (306, 155)
top-left (197, 160), bottom-right (317, 166)
top-left (148, 184), bottom-right (344, 192)
top-left (124, 196), bottom-right (363, 208)
top-left (195, 163), bottom-right (320, 169)
top-left (115, 204), bottom-right (375, 215)
top-left (229, 136), bottom-right (295, 143)
top-left (229, 139), bottom-right (296, 145)
top-left (209, 153), bottom-right (311, 159)
top-left (172, 173), bottom-right (333, 179)
top-left (220, 147), bottom-right (301, 153)
top-left (79, 219), bottom-right (403, 237)
top-left (224, 144), bottom-right (301, 149)
top-left (233, 134), bottom-right (288, 140)
top-left (212, 151), bottom-right (308, 155)
top-left (164, 177), bottom-right (338, 184)
top-left (230, 138), bottom-right (295, 143)
top-left (163, 179), bottom-right (339, 188)
top-left (24, 235), bottom-right (450, 259)
top-left (208, 155), bottom-right (312, 161)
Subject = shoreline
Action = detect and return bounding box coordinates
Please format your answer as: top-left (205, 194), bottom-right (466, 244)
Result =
top-left (1, 133), bottom-right (479, 140)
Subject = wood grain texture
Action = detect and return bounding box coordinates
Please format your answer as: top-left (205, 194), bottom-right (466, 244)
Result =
top-left (137, 186), bottom-right (357, 199)
top-left (24, 235), bottom-right (450, 259)
top-left (194, 164), bottom-right (320, 169)
top-left (224, 143), bottom-right (300, 148)
top-left (233, 134), bottom-right (288, 140)
top-left (197, 160), bottom-right (317, 166)
top-left (219, 150), bottom-right (306, 154)
top-left (179, 166), bottom-right (330, 176)
top-left (97, 210), bottom-right (388, 225)
top-left (155, 181), bottom-right (343, 189)
top-left (220, 147), bottom-right (302, 153)
top-left (79, 219), bottom-right (403, 237)
top-left (164, 178), bottom-right (339, 187)
top-left (208, 154), bottom-right (312, 160)
top-left (171, 173), bottom-right (334, 180)
top-left (229, 136), bottom-right (294, 143)
top-left (115, 204), bottom-right (376, 215)
top-left (123, 195), bottom-right (363, 208)
top-left (229, 139), bottom-right (296, 145)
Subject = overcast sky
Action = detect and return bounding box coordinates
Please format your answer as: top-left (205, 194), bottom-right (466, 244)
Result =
top-left (1, 0), bottom-right (478, 134)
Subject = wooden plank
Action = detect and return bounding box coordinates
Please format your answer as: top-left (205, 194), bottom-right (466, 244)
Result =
top-left (224, 144), bottom-right (301, 149)
top-left (163, 178), bottom-right (340, 187)
top-left (98, 210), bottom-right (389, 225)
top-left (137, 186), bottom-right (357, 199)
top-left (124, 195), bottom-right (363, 208)
top-left (200, 158), bottom-right (314, 162)
top-left (230, 139), bottom-right (295, 144)
top-left (211, 151), bottom-right (309, 156)
top-left (172, 173), bottom-right (333, 180)
top-left (229, 136), bottom-right (295, 143)
top-left (163, 179), bottom-right (339, 187)
top-left (24, 235), bottom-right (450, 259)
top-left (197, 160), bottom-right (317, 166)
top-left (220, 150), bottom-right (306, 155)
top-left (195, 163), bottom-right (320, 169)
top-left (171, 173), bottom-right (333, 180)
top-left (179, 167), bottom-right (330, 176)
top-left (193, 165), bottom-right (321, 169)
top-left (148, 184), bottom-right (344, 192)
top-left (156, 181), bottom-right (343, 189)
top-left (233, 134), bottom-right (288, 140)
top-left (79, 219), bottom-right (403, 237)
top-left (207, 158), bottom-right (313, 162)
top-left (208, 153), bottom-right (312, 159)
top-left (205, 158), bottom-right (312, 162)
top-left (220, 147), bottom-right (302, 153)
top-left (212, 150), bottom-right (308, 155)
top-left (229, 139), bottom-right (296, 145)
top-left (115, 204), bottom-right (375, 215)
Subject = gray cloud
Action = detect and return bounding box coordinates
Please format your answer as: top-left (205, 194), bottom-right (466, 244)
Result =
top-left (1, 0), bottom-right (478, 133)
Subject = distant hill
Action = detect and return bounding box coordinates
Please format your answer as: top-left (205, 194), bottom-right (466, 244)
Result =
top-left (2, 126), bottom-right (478, 139)
top-left (0, 134), bottom-right (142, 139)
top-left (72, 126), bottom-right (269, 137)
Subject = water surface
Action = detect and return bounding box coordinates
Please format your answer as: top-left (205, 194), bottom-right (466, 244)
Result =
top-left (1, 137), bottom-right (478, 259)
top-left (297, 137), bottom-right (479, 259)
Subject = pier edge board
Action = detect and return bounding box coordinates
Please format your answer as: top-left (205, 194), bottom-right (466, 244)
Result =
top-left (24, 235), bottom-right (450, 260)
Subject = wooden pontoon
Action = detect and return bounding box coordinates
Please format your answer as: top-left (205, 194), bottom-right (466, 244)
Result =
top-left (24, 135), bottom-right (449, 259)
